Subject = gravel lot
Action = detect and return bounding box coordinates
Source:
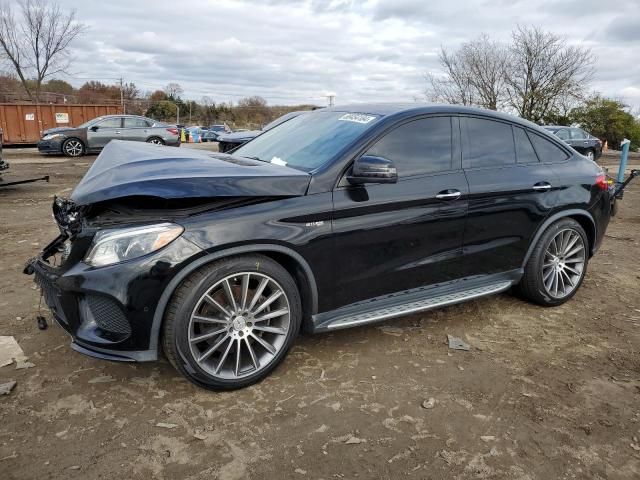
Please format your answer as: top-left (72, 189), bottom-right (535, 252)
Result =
top-left (1, 147), bottom-right (639, 479)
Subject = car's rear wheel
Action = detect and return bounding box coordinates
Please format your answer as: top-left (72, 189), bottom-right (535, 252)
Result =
top-left (147, 137), bottom-right (165, 145)
top-left (518, 218), bottom-right (588, 306)
top-left (585, 149), bottom-right (595, 161)
top-left (162, 255), bottom-right (301, 390)
top-left (62, 138), bottom-right (85, 157)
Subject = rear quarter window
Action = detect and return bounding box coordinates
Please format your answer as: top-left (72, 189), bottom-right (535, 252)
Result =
top-left (514, 127), bottom-right (539, 164)
top-left (529, 132), bottom-right (570, 163)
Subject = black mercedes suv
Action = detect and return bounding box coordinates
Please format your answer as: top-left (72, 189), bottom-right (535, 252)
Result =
top-left (26, 104), bottom-right (611, 390)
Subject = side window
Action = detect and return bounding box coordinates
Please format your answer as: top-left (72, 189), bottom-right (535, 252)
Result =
top-left (365, 117), bottom-right (452, 177)
top-left (529, 132), bottom-right (570, 163)
top-left (97, 117), bottom-right (122, 128)
top-left (124, 118), bottom-right (151, 128)
top-left (555, 128), bottom-right (570, 141)
top-left (570, 128), bottom-right (587, 140)
top-left (463, 117), bottom-right (515, 168)
top-left (514, 127), bottom-right (539, 164)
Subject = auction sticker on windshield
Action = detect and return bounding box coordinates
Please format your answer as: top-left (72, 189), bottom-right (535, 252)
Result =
top-left (338, 113), bottom-right (377, 124)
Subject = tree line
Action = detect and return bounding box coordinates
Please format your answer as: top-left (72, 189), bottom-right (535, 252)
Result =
top-left (427, 25), bottom-right (640, 149)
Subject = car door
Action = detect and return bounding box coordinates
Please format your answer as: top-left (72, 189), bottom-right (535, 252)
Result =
top-left (460, 117), bottom-right (558, 277)
top-left (121, 117), bottom-right (152, 142)
top-left (87, 117), bottom-right (123, 149)
top-left (331, 116), bottom-right (469, 307)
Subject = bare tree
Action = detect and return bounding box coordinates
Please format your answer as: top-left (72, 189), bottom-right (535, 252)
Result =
top-left (505, 25), bottom-right (594, 123)
top-left (426, 36), bottom-right (507, 110)
top-left (426, 47), bottom-right (476, 106)
top-left (0, 0), bottom-right (84, 102)
top-left (459, 34), bottom-right (507, 110)
top-left (164, 82), bottom-right (184, 100)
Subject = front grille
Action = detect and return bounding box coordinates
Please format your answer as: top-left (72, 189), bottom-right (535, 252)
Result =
top-left (86, 295), bottom-right (131, 336)
top-left (34, 271), bottom-right (66, 323)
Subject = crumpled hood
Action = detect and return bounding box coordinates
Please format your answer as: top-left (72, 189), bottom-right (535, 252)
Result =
top-left (70, 140), bottom-right (311, 205)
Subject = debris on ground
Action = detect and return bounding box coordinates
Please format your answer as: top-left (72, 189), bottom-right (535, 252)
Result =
top-left (421, 397), bottom-right (436, 409)
top-left (447, 334), bottom-right (471, 351)
top-left (155, 422), bottom-right (178, 429)
top-left (344, 435), bottom-right (366, 444)
top-left (0, 336), bottom-right (27, 367)
top-left (15, 360), bottom-right (35, 370)
top-left (88, 375), bottom-right (116, 384)
top-left (0, 380), bottom-right (17, 395)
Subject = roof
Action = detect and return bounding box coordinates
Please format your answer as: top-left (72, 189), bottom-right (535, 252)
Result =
top-left (320, 103), bottom-right (543, 130)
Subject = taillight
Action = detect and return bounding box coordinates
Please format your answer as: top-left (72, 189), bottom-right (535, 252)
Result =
top-left (595, 173), bottom-right (608, 190)
top-left (166, 128), bottom-right (179, 135)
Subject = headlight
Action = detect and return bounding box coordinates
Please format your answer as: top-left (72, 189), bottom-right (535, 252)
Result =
top-left (42, 133), bottom-right (65, 140)
top-left (84, 223), bottom-right (184, 267)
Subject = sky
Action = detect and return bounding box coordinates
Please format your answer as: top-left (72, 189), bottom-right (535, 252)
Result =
top-left (50, 0), bottom-right (640, 108)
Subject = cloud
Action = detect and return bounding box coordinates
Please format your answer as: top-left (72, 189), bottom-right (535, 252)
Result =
top-left (49, 0), bottom-right (639, 109)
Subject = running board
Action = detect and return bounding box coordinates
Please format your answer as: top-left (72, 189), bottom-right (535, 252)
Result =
top-left (313, 280), bottom-right (513, 332)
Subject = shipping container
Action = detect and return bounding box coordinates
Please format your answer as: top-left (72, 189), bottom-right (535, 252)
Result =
top-left (0, 104), bottom-right (123, 145)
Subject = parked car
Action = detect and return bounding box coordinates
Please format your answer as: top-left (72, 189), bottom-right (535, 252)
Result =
top-left (543, 126), bottom-right (602, 161)
top-left (26, 104), bottom-right (611, 390)
top-left (38, 115), bottom-right (180, 157)
top-left (217, 111), bottom-right (307, 153)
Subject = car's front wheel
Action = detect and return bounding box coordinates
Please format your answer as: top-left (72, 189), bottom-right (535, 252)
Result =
top-left (62, 138), bottom-right (85, 157)
top-left (518, 218), bottom-right (588, 306)
top-left (162, 255), bottom-right (301, 390)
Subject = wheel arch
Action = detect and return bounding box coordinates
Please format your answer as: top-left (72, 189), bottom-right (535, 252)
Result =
top-left (148, 244), bottom-right (319, 357)
top-left (522, 209), bottom-right (596, 268)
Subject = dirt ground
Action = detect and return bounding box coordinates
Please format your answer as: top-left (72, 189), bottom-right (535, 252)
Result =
top-left (1, 150), bottom-right (639, 480)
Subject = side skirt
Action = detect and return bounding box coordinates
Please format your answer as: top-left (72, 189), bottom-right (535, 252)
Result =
top-left (312, 270), bottom-right (522, 332)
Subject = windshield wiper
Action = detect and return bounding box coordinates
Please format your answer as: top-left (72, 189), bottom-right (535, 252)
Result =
top-left (242, 156), bottom-right (268, 163)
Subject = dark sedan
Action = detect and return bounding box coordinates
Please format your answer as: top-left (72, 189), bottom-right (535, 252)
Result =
top-left (217, 111), bottom-right (307, 153)
top-left (543, 126), bottom-right (602, 161)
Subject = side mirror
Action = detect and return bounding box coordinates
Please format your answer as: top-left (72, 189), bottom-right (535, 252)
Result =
top-left (347, 155), bottom-right (397, 185)
top-left (89, 125), bottom-right (99, 132)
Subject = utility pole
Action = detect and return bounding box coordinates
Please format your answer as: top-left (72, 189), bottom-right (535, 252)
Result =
top-left (176, 104), bottom-right (180, 125)
top-left (326, 93), bottom-right (335, 107)
top-left (119, 77), bottom-right (125, 114)
top-left (188, 102), bottom-right (192, 124)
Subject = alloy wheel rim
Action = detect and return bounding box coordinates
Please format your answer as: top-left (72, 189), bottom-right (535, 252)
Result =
top-left (188, 272), bottom-right (291, 380)
top-left (542, 228), bottom-right (585, 299)
top-left (65, 140), bottom-right (83, 156)
top-left (149, 138), bottom-right (162, 144)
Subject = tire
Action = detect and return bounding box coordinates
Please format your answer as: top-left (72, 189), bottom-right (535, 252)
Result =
top-left (147, 137), bottom-right (165, 145)
top-left (162, 255), bottom-right (302, 390)
top-left (517, 218), bottom-right (589, 306)
top-left (62, 138), bottom-right (85, 157)
top-left (584, 149), bottom-right (595, 161)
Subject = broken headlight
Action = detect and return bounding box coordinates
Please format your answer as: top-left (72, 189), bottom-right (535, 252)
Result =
top-left (84, 223), bottom-right (184, 267)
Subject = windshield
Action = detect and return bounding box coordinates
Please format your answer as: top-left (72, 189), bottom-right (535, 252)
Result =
top-left (234, 111), bottom-right (380, 171)
top-left (263, 111), bottom-right (305, 131)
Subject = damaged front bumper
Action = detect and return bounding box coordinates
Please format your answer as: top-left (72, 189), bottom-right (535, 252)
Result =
top-left (24, 199), bottom-right (204, 362)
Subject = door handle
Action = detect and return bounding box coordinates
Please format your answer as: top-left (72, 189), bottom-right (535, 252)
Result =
top-left (435, 190), bottom-right (462, 200)
top-left (115, 131), bottom-right (121, 134)
top-left (532, 182), bottom-right (551, 191)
